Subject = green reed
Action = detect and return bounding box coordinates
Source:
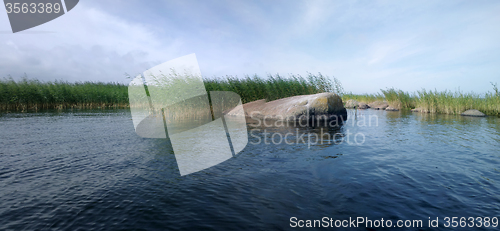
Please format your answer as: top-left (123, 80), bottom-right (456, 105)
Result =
top-left (345, 83), bottom-right (499, 116)
top-left (380, 88), bottom-right (415, 110)
top-left (0, 77), bottom-right (129, 111)
top-left (342, 93), bottom-right (385, 104)
top-left (0, 73), bottom-right (340, 111)
top-left (204, 72), bottom-right (341, 103)
top-left (414, 87), bottom-right (500, 116)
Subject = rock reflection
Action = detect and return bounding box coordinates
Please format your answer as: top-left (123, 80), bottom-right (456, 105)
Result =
top-left (245, 117), bottom-right (350, 148)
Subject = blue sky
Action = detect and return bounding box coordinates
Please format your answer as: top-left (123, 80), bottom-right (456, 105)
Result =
top-left (1, 0), bottom-right (499, 94)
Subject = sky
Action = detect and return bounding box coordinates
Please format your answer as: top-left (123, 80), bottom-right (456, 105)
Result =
top-left (1, 0), bottom-right (499, 94)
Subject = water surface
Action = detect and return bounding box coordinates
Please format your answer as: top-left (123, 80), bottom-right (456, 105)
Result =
top-left (0, 109), bottom-right (499, 230)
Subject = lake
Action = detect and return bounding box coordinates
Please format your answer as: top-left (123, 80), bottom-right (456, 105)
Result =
top-left (0, 109), bottom-right (499, 230)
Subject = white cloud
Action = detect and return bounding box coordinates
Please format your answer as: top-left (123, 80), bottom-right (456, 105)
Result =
top-left (0, 2), bottom-right (185, 82)
top-left (0, 0), bottom-right (499, 94)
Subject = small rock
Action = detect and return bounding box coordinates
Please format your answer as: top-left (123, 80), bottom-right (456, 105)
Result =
top-left (385, 106), bottom-right (399, 111)
top-left (345, 99), bottom-right (359, 108)
top-left (358, 102), bottom-right (369, 109)
top-left (461, 109), bottom-right (486, 117)
top-left (411, 107), bottom-right (429, 113)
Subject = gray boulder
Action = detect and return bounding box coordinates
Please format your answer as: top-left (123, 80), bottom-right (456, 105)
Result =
top-left (230, 92), bottom-right (347, 122)
top-left (345, 99), bottom-right (359, 108)
top-left (461, 109), bottom-right (486, 117)
top-left (368, 101), bottom-right (389, 110)
top-left (358, 102), bottom-right (369, 109)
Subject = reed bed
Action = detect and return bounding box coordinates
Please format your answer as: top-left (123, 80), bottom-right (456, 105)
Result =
top-left (204, 72), bottom-right (341, 103)
top-left (3, 74), bottom-right (497, 116)
top-left (0, 77), bottom-right (129, 111)
top-left (342, 93), bottom-right (384, 104)
top-left (0, 73), bottom-right (340, 112)
top-left (345, 83), bottom-right (500, 116)
top-left (381, 88), bottom-right (415, 110)
top-left (413, 88), bottom-right (500, 116)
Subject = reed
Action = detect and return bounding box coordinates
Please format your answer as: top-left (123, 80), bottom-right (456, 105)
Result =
top-left (0, 76), bottom-right (129, 111)
top-left (381, 88), bottom-right (415, 110)
top-left (0, 73), bottom-right (340, 112)
top-left (4, 74), bottom-right (496, 116)
top-left (342, 92), bottom-right (384, 104)
top-left (345, 83), bottom-right (500, 116)
top-left (414, 87), bottom-right (500, 116)
top-left (204, 72), bottom-right (342, 103)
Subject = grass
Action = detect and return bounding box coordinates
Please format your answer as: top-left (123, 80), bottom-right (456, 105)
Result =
top-left (344, 83), bottom-right (500, 116)
top-left (342, 93), bottom-right (384, 104)
top-left (0, 76), bottom-right (128, 111)
top-left (413, 87), bottom-right (500, 116)
top-left (0, 73), bottom-right (341, 112)
top-left (381, 88), bottom-right (414, 110)
top-left (204, 72), bottom-right (341, 103)
top-left (2, 74), bottom-right (498, 116)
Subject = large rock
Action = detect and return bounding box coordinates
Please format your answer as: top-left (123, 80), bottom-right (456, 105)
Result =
top-left (368, 101), bottom-right (389, 110)
top-left (358, 102), bottom-right (369, 109)
top-left (230, 92), bottom-right (347, 122)
top-left (345, 99), bottom-right (359, 108)
top-left (461, 109), bottom-right (486, 117)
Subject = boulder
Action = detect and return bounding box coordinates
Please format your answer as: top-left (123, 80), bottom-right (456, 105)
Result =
top-left (230, 92), bottom-right (347, 122)
top-left (368, 101), bottom-right (389, 110)
top-left (345, 99), bottom-right (359, 108)
top-left (385, 106), bottom-right (399, 111)
top-left (358, 102), bottom-right (369, 109)
top-left (461, 109), bottom-right (486, 117)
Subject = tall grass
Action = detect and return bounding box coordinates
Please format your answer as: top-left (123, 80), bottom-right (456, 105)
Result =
top-left (0, 77), bottom-right (128, 111)
top-left (346, 83), bottom-right (500, 116)
top-left (204, 72), bottom-right (342, 103)
top-left (342, 93), bottom-right (384, 104)
top-left (381, 88), bottom-right (414, 109)
top-left (414, 88), bottom-right (500, 115)
top-left (3, 74), bottom-right (496, 116)
top-left (0, 73), bottom-right (341, 111)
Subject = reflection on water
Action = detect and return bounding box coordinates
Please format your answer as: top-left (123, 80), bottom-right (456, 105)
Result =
top-left (246, 117), bottom-right (345, 148)
top-left (0, 109), bottom-right (499, 230)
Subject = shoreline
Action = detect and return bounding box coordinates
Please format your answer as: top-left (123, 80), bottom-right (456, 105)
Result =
top-left (1, 77), bottom-right (498, 116)
top-left (343, 86), bottom-right (499, 116)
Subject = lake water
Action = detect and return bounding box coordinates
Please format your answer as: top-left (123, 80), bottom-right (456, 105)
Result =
top-left (1, 109), bottom-right (499, 230)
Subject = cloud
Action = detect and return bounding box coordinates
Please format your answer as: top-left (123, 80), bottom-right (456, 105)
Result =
top-left (0, 2), bottom-right (184, 82)
top-left (0, 0), bottom-right (499, 94)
